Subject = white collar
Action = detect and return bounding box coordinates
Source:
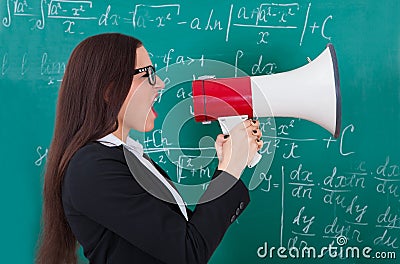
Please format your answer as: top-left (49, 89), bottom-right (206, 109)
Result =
top-left (97, 133), bottom-right (144, 157)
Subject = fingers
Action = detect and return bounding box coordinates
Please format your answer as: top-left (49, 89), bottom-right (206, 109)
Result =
top-left (250, 119), bottom-right (260, 127)
top-left (251, 128), bottom-right (262, 137)
top-left (215, 133), bottom-right (228, 143)
top-left (244, 118), bottom-right (259, 128)
top-left (215, 133), bottom-right (229, 148)
top-left (228, 118), bottom-right (264, 151)
top-left (215, 134), bottom-right (230, 162)
top-left (256, 138), bottom-right (263, 150)
top-left (246, 119), bottom-right (263, 151)
top-left (245, 119), bottom-right (261, 138)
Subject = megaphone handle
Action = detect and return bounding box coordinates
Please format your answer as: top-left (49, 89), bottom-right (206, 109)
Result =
top-left (217, 116), bottom-right (262, 168)
top-left (248, 152), bottom-right (262, 168)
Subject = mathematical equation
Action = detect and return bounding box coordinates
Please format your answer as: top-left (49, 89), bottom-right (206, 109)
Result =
top-left (34, 120), bottom-right (358, 177)
top-left (0, 47), bottom-right (285, 85)
top-left (1, 1), bottom-right (333, 45)
top-left (256, 155), bottom-right (400, 251)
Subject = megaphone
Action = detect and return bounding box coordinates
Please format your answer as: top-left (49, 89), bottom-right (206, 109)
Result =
top-left (192, 43), bottom-right (341, 167)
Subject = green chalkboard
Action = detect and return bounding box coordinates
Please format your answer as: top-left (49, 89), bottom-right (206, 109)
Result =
top-left (1, 0), bottom-right (399, 263)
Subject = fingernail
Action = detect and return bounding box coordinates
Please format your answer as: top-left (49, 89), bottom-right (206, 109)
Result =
top-left (224, 135), bottom-right (230, 139)
top-left (256, 138), bottom-right (260, 142)
top-left (252, 130), bottom-right (257, 134)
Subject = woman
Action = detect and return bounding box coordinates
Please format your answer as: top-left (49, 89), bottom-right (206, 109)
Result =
top-left (36, 33), bottom-right (263, 264)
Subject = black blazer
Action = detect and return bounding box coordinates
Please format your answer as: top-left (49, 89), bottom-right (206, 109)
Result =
top-left (62, 142), bottom-right (250, 264)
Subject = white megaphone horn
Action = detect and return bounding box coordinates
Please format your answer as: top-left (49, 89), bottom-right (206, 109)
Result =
top-left (192, 43), bottom-right (341, 167)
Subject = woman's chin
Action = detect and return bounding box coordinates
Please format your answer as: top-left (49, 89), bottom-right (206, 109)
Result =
top-left (144, 108), bottom-right (157, 131)
top-left (143, 119), bottom-right (155, 132)
top-left (144, 125), bottom-right (154, 132)
top-left (138, 109), bottom-right (157, 132)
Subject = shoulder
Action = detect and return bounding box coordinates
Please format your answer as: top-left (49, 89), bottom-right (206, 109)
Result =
top-left (63, 142), bottom-right (146, 200)
top-left (71, 141), bottom-right (123, 163)
top-left (64, 142), bottom-right (128, 185)
top-left (68, 142), bottom-right (125, 172)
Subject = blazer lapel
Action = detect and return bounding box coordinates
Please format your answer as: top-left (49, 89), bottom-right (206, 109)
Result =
top-left (147, 156), bottom-right (193, 219)
top-left (122, 147), bottom-right (187, 218)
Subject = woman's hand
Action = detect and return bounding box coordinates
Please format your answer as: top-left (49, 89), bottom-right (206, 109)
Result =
top-left (215, 119), bottom-right (263, 179)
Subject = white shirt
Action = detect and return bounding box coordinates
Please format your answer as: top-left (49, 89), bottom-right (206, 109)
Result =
top-left (97, 133), bottom-right (188, 221)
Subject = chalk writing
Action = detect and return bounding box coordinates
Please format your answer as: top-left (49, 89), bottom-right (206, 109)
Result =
top-left (12, 1), bottom-right (398, 260)
top-left (375, 156), bottom-right (400, 201)
top-left (1, 2), bottom-right (333, 45)
top-left (35, 146), bottom-right (48, 166)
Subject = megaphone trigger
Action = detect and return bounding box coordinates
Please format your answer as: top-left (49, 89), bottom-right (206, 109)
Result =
top-left (218, 115), bottom-right (248, 135)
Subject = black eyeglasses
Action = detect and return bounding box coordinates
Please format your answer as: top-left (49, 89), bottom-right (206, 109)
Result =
top-left (133, 65), bottom-right (156, 86)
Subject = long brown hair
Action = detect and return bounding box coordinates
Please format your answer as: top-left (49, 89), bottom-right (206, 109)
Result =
top-left (36, 33), bottom-right (142, 264)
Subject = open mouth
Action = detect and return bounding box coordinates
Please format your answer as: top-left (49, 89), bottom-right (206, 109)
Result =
top-left (151, 95), bottom-right (159, 118)
top-left (151, 106), bottom-right (157, 118)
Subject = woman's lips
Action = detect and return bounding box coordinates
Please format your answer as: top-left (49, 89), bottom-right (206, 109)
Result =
top-left (152, 106), bottom-right (157, 118)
